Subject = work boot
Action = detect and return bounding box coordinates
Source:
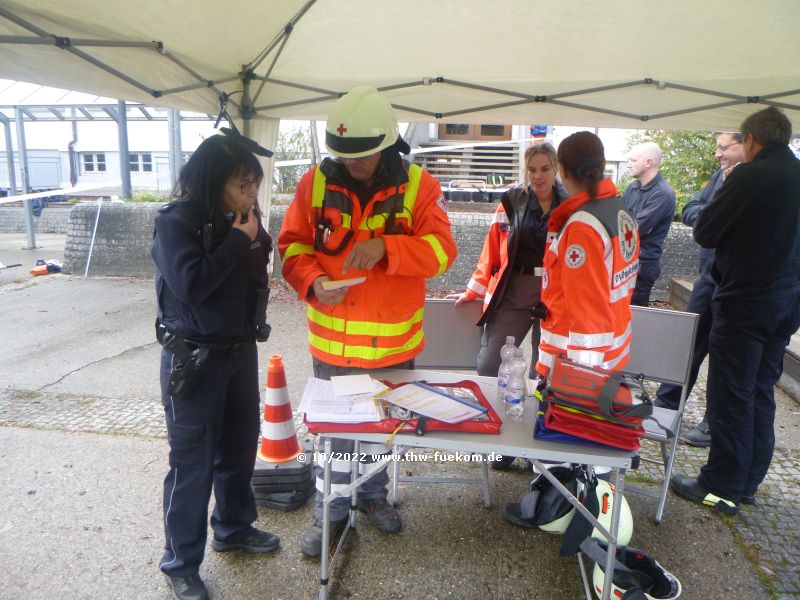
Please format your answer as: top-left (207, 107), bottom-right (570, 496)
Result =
top-left (683, 417), bottom-right (711, 448)
top-left (357, 497), bottom-right (402, 533)
top-left (741, 485), bottom-right (759, 505)
top-left (502, 503), bottom-right (538, 529)
top-left (166, 574), bottom-right (209, 600)
top-left (490, 454), bottom-right (517, 470)
top-left (300, 516), bottom-right (347, 558)
top-left (211, 526), bottom-right (280, 554)
top-left (669, 475), bottom-right (738, 515)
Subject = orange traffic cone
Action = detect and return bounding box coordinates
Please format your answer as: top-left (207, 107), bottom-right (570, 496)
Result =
top-left (257, 354), bottom-right (302, 463)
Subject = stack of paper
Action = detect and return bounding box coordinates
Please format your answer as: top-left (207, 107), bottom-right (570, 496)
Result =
top-left (298, 376), bottom-right (385, 423)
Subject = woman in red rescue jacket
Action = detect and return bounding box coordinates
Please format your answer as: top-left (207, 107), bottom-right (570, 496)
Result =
top-left (536, 131), bottom-right (640, 379)
top-left (449, 143), bottom-right (568, 377)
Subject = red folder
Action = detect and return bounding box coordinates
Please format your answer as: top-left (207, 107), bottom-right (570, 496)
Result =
top-left (544, 403), bottom-right (644, 451)
top-left (305, 380), bottom-right (502, 435)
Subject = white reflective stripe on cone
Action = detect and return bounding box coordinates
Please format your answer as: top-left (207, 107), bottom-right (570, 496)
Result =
top-left (264, 387), bottom-right (291, 406)
top-left (261, 419), bottom-right (295, 440)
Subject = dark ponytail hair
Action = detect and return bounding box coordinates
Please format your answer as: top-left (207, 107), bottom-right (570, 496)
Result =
top-left (174, 133), bottom-right (264, 228)
top-left (557, 131), bottom-right (606, 199)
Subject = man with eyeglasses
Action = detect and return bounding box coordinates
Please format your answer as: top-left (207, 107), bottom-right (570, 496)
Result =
top-left (621, 142), bottom-right (677, 306)
top-left (654, 132), bottom-right (745, 449)
top-left (671, 106), bottom-right (800, 515)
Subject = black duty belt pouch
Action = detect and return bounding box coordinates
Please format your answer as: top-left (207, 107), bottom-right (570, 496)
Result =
top-left (156, 320), bottom-right (210, 398)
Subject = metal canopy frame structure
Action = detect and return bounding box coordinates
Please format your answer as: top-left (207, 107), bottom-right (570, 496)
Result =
top-left (1, 1), bottom-right (800, 130)
top-left (1, 101), bottom-right (218, 248)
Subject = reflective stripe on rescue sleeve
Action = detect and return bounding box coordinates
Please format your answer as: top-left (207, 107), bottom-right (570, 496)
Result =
top-left (283, 242), bottom-right (315, 259)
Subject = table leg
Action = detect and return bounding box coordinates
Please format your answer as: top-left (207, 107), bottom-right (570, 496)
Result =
top-left (319, 437), bottom-right (332, 600)
top-left (599, 466), bottom-right (626, 600)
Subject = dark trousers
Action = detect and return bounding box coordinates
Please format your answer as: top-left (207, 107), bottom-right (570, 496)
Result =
top-left (655, 271), bottom-right (716, 410)
top-left (159, 344), bottom-right (261, 577)
top-left (631, 260), bottom-right (660, 307)
top-left (698, 292), bottom-right (800, 502)
top-left (311, 357), bottom-right (413, 521)
top-left (477, 272), bottom-right (541, 378)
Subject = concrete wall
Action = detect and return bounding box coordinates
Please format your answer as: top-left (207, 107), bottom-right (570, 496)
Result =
top-left (63, 202), bottom-right (701, 301)
top-left (64, 202), bottom-right (161, 276)
top-left (0, 206), bottom-right (72, 234)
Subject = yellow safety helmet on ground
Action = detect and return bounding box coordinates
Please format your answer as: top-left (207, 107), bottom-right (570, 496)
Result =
top-left (325, 86), bottom-right (410, 158)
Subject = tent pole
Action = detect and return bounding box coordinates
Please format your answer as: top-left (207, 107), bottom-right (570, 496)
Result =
top-left (168, 109), bottom-right (182, 189)
top-left (15, 108), bottom-right (35, 249)
top-left (116, 100), bottom-right (132, 200)
top-left (2, 116), bottom-right (17, 200)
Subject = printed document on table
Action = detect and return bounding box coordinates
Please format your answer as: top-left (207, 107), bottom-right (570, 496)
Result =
top-left (299, 377), bottom-right (383, 423)
top-left (377, 381), bottom-right (487, 424)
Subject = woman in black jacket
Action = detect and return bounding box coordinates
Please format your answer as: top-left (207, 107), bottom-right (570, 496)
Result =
top-left (151, 131), bottom-right (277, 600)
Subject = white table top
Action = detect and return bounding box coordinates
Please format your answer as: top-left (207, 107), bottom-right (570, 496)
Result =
top-left (318, 369), bottom-right (633, 469)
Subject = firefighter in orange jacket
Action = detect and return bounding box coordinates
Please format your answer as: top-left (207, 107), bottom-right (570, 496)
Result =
top-left (278, 87), bottom-right (457, 557)
top-left (536, 131), bottom-right (639, 378)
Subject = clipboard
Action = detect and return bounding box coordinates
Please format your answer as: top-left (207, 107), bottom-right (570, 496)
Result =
top-left (305, 380), bottom-right (501, 435)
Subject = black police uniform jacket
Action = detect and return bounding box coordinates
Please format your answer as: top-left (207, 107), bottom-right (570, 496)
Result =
top-left (152, 201), bottom-right (272, 343)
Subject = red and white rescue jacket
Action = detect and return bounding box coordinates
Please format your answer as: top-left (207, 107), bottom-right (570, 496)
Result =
top-left (536, 178), bottom-right (640, 377)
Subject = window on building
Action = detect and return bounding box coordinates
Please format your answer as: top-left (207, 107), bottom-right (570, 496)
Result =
top-left (82, 152), bottom-right (106, 173)
top-left (129, 152), bottom-right (153, 172)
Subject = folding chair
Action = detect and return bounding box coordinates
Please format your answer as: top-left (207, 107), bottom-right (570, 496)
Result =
top-left (389, 298), bottom-right (493, 507)
top-left (625, 306), bottom-right (699, 524)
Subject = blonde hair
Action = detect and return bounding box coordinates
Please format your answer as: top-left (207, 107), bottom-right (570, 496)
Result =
top-left (524, 142), bottom-right (558, 191)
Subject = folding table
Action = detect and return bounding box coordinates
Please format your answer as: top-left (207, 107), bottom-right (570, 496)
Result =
top-left (314, 370), bottom-right (635, 600)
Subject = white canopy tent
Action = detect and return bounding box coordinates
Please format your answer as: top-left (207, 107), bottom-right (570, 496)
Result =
top-left (2, 0), bottom-right (800, 202)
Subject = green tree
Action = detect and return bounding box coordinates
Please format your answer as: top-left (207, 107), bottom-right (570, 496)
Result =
top-left (626, 130), bottom-right (718, 218)
top-left (272, 126), bottom-right (312, 194)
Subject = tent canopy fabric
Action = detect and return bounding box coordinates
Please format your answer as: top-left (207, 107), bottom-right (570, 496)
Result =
top-left (2, 0), bottom-right (800, 132)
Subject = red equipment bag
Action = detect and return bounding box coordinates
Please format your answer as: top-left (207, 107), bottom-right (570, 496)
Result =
top-left (545, 356), bottom-right (651, 427)
top-left (305, 380), bottom-right (502, 435)
top-left (542, 356), bottom-right (652, 450)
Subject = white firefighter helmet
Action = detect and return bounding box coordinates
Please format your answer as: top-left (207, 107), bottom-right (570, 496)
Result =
top-left (325, 86), bottom-right (408, 158)
top-left (590, 479), bottom-right (634, 547)
top-left (590, 540), bottom-right (682, 599)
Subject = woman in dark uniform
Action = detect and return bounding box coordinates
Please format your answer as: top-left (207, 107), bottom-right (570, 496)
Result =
top-left (151, 131), bottom-right (277, 600)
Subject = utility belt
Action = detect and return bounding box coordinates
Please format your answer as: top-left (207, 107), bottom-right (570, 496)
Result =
top-left (512, 264), bottom-right (543, 276)
top-left (155, 319), bottom-right (254, 397)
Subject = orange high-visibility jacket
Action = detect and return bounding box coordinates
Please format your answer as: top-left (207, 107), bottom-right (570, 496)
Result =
top-left (278, 158), bottom-right (457, 369)
top-left (536, 178), bottom-right (640, 377)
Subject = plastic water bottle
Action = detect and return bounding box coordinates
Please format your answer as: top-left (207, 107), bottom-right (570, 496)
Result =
top-left (504, 348), bottom-right (527, 418)
top-left (497, 336), bottom-right (517, 401)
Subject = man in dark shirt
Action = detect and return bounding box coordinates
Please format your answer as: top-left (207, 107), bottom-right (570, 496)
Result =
top-left (622, 142), bottom-right (677, 306)
top-left (671, 107), bottom-right (800, 515)
top-left (654, 133), bottom-right (745, 451)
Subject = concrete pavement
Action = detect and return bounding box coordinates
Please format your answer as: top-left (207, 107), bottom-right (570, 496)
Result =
top-left (0, 234), bottom-right (796, 599)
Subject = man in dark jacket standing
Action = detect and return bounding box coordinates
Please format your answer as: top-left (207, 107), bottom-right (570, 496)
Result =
top-left (671, 107), bottom-right (800, 515)
top-left (622, 142), bottom-right (677, 306)
top-left (654, 132), bottom-right (745, 450)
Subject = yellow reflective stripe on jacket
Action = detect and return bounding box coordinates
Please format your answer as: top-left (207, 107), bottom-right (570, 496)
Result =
top-left (343, 329), bottom-right (424, 360)
top-left (422, 233), bottom-right (449, 275)
top-left (283, 242), bottom-right (315, 259)
top-left (308, 331), bottom-right (344, 356)
top-left (311, 168), bottom-right (326, 208)
top-left (404, 164), bottom-right (422, 228)
top-left (307, 306), bottom-right (423, 337)
top-left (307, 305), bottom-right (346, 332)
top-left (346, 308), bottom-right (423, 336)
